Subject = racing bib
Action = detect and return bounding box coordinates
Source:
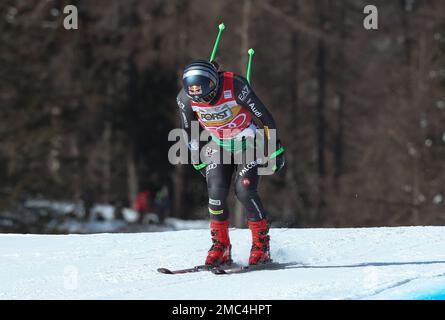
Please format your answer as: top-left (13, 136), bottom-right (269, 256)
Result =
top-left (191, 72), bottom-right (253, 140)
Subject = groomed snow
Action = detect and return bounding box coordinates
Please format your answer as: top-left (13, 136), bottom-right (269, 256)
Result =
top-left (1, 226), bottom-right (445, 300)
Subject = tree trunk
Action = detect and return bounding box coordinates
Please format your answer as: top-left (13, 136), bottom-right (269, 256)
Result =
top-left (172, 0), bottom-right (190, 219)
top-left (49, 107), bottom-right (62, 183)
top-left (334, 2), bottom-right (346, 186)
top-left (102, 121), bottom-right (112, 204)
top-left (127, 143), bottom-right (138, 209)
top-left (411, 28), bottom-right (427, 225)
top-left (70, 134), bottom-right (81, 200)
top-left (283, 0), bottom-right (304, 226)
top-left (315, 1), bottom-right (327, 224)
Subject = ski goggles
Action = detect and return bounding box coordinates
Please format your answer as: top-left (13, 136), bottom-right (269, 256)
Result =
top-left (188, 87), bottom-right (217, 103)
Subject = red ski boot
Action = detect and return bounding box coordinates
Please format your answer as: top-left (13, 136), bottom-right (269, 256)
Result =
top-left (205, 220), bottom-right (232, 266)
top-left (248, 219), bottom-right (271, 265)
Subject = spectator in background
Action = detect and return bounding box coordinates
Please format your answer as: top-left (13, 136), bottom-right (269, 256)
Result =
top-left (81, 188), bottom-right (94, 221)
top-left (113, 199), bottom-right (125, 221)
top-left (154, 185), bottom-right (171, 224)
top-left (133, 190), bottom-right (152, 224)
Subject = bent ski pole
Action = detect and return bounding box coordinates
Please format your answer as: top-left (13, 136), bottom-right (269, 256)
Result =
top-left (246, 48), bottom-right (255, 84)
top-left (210, 23), bottom-right (226, 62)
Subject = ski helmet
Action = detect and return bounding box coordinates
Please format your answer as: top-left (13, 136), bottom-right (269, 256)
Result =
top-left (182, 60), bottom-right (219, 103)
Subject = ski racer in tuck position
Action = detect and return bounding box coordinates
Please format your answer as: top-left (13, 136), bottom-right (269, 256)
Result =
top-left (176, 58), bottom-right (285, 267)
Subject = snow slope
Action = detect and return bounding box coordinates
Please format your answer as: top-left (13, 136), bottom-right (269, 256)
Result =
top-left (1, 226), bottom-right (445, 300)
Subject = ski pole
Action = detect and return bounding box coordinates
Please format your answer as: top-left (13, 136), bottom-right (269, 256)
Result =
top-left (210, 23), bottom-right (226, 62)
top-left (246, 48), bottom-right (255, 84)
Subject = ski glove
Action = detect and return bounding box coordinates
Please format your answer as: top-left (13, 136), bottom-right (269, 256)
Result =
top-left (270, 141), bottom-right (285, 173)
top-left (193, 163), bottom-right (207, 178)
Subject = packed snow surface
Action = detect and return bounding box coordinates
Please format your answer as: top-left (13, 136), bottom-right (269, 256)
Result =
top-left (1, 226), bottom-right (445, 299)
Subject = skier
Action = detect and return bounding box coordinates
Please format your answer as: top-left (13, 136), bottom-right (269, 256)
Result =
top-left (176, 60), bottom-right (285, 266)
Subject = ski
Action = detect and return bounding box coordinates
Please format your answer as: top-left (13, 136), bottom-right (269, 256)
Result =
top-left (211, 261), bottom-right (301, 275)
top-left (157, 263), bottom-right (239, 275)
top-left (157, 265), bottom-right (212, 275)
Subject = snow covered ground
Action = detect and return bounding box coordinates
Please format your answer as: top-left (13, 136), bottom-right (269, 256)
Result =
top-left (1, 226), bottom-right (445, 300)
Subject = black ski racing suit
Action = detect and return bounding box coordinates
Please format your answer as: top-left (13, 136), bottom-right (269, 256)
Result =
top-left (176, 72), bottom-right (281, 222)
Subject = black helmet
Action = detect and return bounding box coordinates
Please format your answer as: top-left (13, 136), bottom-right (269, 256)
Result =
top-left (182, 60), bottom-right (219, 103)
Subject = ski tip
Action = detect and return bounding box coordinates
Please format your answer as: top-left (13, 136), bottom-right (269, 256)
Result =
top-left (157, 268), bottom-right (174, 274)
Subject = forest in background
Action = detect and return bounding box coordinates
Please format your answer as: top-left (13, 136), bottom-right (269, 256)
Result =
top-left (0, 0), bottom-right (444, 230)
